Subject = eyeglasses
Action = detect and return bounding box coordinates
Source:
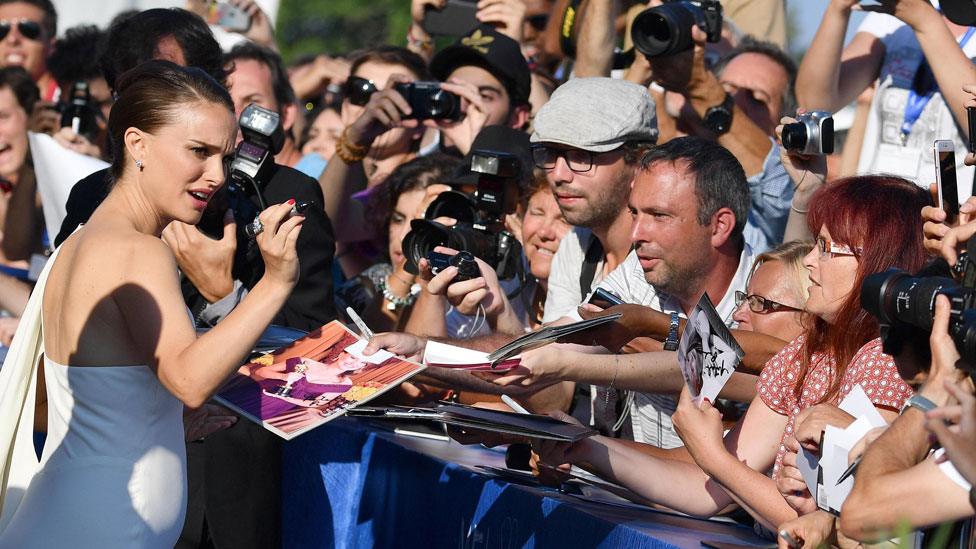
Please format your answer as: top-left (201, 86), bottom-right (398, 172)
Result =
top-left (0, 19), bottom-right (42, 41)
top-left (344, 76), bottom-right (378, 106)
top-left (816, 236), bottom-right (861, 259)
top-left (531, 146), bottom-right (598, 173)
top-left (526, 14), bottom-right (549, 31)
top-left (734, 291), bottom-right (803, 314)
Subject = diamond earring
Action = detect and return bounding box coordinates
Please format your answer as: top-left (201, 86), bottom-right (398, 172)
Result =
top-left (135, 159), bottom-right (143, 171)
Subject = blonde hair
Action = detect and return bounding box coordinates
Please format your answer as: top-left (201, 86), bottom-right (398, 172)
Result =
top-left (748, 240), bottom-right (813, 306)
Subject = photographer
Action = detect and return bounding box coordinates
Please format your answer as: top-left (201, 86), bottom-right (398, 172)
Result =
top-left (796, 0), bottom-right (976, 189)
top-left (44, 24), bottom-right (111, 160)
top-left (403, 125), bottom-right (542, 339)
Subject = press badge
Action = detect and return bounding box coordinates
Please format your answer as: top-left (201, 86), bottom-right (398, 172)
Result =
top-left (877, 143), bottom-right (922, 180)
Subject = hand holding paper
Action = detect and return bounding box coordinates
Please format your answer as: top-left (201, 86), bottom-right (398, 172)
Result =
top-left (676, 294), bottom-right (744, 403)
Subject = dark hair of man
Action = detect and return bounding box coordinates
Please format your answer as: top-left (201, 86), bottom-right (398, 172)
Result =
top-left (0, 66), bottom-right (38, 114)
top-left (348, 46), bottom-right (431, 81)
top-left (622, 140), bottom-right (657, 165)
top-left (712, 36), bottom-right (797, 118)
top-left (224, 42), bottom-right (296, 111)
top-left (47, 25), bottom-right (106, 90)
top-left (99, 8), bottom-right (224, 92)
top-left (107, 60), bottom-right (233, 180)
top-left (0, 0), bottom-right (56, 39)
top-left (638, 136), bottom-right (749, 238)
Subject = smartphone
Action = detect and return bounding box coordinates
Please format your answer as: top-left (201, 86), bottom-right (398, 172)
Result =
top-left (422, 0), bottom-right (480, 37)
top-left (935, 139), bottom-right (960, 224)
top-left (587, 288), bottom-right (624, 310)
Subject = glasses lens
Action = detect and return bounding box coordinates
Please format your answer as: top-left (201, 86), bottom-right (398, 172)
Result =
top-left (345, 77), bottom-right (375, 106)
top-left (532, 147), bottom-right (554, 169)
top-left (734, 291), bottom-right (745, 307)
top-left (0, 23), bottom-right (10, 41)
top-left (566, 150), bottom-right (593, 172)
top-left (17, 20), bottom-right (40, 40)
top-left (817, 237), bottom-right (828, 255)
top-left (527, 14), bottom-right (549, 31)
top-left (747, 295), bottom-right (766, 313)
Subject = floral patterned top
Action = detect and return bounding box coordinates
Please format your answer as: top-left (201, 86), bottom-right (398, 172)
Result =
top-left (756, 335), bottom-right (914, 479)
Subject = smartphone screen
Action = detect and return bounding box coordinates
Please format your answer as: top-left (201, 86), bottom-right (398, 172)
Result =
top-left (935, 140), bottom-right (960, 224)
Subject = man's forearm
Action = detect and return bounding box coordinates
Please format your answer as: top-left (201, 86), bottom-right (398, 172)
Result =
top-left (685, 76), bottom-right (769, 176)
top-left (574, 0), bottom-right (617, 77)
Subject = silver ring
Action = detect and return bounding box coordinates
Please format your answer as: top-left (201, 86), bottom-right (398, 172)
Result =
top-left (245, 217), bottom-right (264, 238)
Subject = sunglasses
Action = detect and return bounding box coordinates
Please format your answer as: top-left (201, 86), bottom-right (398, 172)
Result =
top-left (344, 76), bottom-right (378, 106)
top-left (734, 291), bottom-right (804, 314)
top-left (526, 14), bottom-right (549, 31)
top-left (0, 19), bottom-right (42, 41)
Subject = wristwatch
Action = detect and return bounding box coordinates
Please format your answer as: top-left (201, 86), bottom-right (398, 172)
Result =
top-left (702, 93), bottom-right (734, 135)
top-left (901, 393), bottom-right (938, 415)
top-left (663, 312), bottom-right (680, 352)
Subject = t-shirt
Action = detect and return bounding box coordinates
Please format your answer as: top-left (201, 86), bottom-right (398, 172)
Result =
top-left (541, 227), bottom-right (605, 323)
top-left (855, 13), bottom-right (976, 199)
top-left (595, 245), bottom-right (756, 448)
top-left (756, 335), bottom-right (914, 479)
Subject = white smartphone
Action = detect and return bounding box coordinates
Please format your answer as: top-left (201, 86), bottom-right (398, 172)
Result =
top-left (935, 139), bottom-right (960, 224)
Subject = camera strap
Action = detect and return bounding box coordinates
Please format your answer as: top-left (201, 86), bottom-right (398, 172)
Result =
top-left (901, 26), bottom-right (975, 143)
top-left (559, 0), bottom-right (583, 59)
top-left (578, 235), bottom-right (603, 297)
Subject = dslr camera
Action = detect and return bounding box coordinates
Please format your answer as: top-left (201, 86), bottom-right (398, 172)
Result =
top-left (862, 239), bottom-right (976, 366)
top-left (782, 111), bottom-right (834, 155)
top-left (393, 81), bottom-right (463, 121)
top-left (631, 0), bottom-right (723, 58)
top-left (402, 149), bottom-right (522, 280)
top-left (59, 81), bottom-right (98, 141)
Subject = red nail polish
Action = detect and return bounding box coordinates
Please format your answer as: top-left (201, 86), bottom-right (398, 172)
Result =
top-left (288, 198), bottom-right (296, 205)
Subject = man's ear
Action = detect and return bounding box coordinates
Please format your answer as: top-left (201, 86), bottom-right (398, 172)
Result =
top-left (282, 101), bottom-right (299, 134)
top-left (509, 104), bottom-right (531, 131)
top-left (710, 207), bottom-right (737, 248)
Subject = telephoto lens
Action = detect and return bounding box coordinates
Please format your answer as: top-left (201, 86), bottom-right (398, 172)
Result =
top-left (630, 0), bottom-right (722, 58)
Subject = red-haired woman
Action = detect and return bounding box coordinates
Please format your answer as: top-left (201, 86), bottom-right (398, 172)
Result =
top-left (534, 175), bottom-right (930, 534)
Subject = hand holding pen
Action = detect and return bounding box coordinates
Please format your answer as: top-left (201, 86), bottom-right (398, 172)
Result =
top-left (245, 201), bottom-right (310, 238)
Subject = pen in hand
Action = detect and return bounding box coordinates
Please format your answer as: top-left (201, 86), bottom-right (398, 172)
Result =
top-left (501, 394), bottom-right (530, 415)
top-left (346, 307), bottom-right (375, 341)
top-left (835, 455), bottom-right (862, 486)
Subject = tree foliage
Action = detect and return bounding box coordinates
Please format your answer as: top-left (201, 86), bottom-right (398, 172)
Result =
top-left (277, 0), bottom-right (412, 63)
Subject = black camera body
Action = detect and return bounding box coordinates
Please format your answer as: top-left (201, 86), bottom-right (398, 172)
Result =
top-left (782, 111), bottom-right (834, 156)
top-left (631, 0), bottom-right (723, 58)
top-left (393, 81), bottom-right (463, 121)
top-left (402, 148), bottom-right (523, 280)
top-left (229, 103), bottom-right (285, 195)
top-left (862, 242), bottom-right (976, 366)
top-left (428, 250), bottom-right (481, 281)
top-left (59, 81), bottom-right (98, 141)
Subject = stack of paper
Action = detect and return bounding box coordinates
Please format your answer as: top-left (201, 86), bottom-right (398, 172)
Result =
top-left (794, 385), bottom-right (888, 514)
top-left (423, 341), bottom-right (520, 372)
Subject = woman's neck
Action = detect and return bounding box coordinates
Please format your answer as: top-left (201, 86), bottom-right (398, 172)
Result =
top-left (97, 181), bottom-right (168, 237)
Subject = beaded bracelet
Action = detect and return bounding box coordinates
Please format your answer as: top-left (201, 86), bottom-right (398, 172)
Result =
top-left (378, 275), bottom-right (421, 311)
top-left (335, 127), bottom-right (369, 164)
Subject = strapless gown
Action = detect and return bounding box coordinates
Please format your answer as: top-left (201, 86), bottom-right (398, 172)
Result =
top-left (0, 357), bottom-right (186, 548)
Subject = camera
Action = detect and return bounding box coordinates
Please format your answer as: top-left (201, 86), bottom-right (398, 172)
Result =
top-left (428, 250), bottom-right (481, 281)
top-left (862, 244), bottom-right (976, 365)
top-left (402, 149), bottom-right (523, 280)
top-left (630, 0), bottom-right (723, 58)
top-left (393, 81), bottom-right (463, 121)
top-left (59, 81), bottom-right (98, 141)
top-left (229, 103), bottom-right (285, 195)
top-left (782, 111), bottom-right (834, 155)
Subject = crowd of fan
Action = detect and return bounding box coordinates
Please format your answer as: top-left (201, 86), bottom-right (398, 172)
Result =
top-left (1, 0), bottom-right (975, 546)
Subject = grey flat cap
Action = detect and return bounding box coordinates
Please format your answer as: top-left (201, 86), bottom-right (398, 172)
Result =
top-left (531, 77), bottom-right (658, 152)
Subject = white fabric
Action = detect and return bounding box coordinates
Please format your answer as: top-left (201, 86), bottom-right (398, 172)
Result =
top-left (854, 13), bottom-right (976, 200)
top-left (593, 246), bottom-right (755, 448)
top-left (28, 132), bottom-right (109, 247)
top-left (0, 242), bottom-right (61, 532)
top-left (541, 227), bottom-right (604, 323)
top-left (0, 245), bottom-right (187, 548)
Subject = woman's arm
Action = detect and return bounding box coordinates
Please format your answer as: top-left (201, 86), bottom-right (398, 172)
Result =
top-left (118, 204), bottom-right (301, 408)
top-left (795, 0), bottom-right (884, 111)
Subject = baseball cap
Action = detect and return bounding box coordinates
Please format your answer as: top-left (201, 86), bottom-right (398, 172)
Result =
top-left (430, 25), bottom-right (531, 108)
top-left (531, 77), bottom-right (659, 152)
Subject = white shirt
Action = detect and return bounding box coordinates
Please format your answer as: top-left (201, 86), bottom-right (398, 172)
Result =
top-left (542, 227), bottom-right (605, 323)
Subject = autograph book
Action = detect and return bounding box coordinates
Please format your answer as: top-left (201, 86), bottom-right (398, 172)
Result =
top-left (215, 320), bottom-right (425, 440)
top-left (485, 312), bottom-right (623, 366)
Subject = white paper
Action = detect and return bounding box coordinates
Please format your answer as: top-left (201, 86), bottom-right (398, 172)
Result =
top-left (797, 448), bottom-right (820, 499)
top-left (344, 339), bottom-right (394, 365)
top-left (676, 294), bottom-right (743, 403)
top-left (28, 132), bottom-right (109, 246)
top-left (838, 385), bottom-right (887, 429)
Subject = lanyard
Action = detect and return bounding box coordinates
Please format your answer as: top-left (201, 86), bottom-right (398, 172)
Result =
top-left (901, 26), bottom-right (976, 143)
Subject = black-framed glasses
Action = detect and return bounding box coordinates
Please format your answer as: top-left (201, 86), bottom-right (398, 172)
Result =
top-left (734, 291), bottom-right (803, 314)
top-left (344, 76), bottom-right (378, 106)
top-left (0, 19), bottom-right (42, 41)
top-left (531, 145), bottom-right (596, 173)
